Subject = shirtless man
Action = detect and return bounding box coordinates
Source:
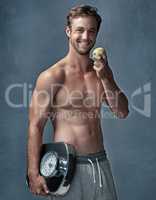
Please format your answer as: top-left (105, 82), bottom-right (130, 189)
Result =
top-left (27, 5), bottom-right (129, 200)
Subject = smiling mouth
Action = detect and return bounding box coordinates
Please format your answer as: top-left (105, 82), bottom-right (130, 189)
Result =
top-left (78, 42), bottom-right (90, 47)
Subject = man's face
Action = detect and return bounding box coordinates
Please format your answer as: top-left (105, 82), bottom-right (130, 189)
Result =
top-left (66, 16), bottom-right (98, 55)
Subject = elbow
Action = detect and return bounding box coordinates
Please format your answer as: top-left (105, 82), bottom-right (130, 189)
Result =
top-left (118, 110), bottom-right (129, 119)
top-left (117, 107), bottom-right (129, 119)
top-left (112, 104), bottom-right (129, 119)
top-left (112, 109), bottom-right (129, 119)
top-left (118, 97), bottom-right (129, 119)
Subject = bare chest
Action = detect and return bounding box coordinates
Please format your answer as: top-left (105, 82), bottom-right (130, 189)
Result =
top-left (54, 71), bottom-right (105, 110)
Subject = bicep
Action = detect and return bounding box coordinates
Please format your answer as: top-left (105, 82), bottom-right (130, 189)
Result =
top-left (29, 87), bottom-right (51, 130)
top-left (28, 73), bottom-right (53, 129)
top-left (28, 69), bottom-right (64, 128)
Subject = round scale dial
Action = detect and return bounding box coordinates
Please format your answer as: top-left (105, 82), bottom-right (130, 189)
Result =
top-left (40, 152), bottom-right (58, 177)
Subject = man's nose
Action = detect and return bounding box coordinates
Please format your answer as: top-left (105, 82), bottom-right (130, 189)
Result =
top-left (82, 31), bottom-right (89, 40)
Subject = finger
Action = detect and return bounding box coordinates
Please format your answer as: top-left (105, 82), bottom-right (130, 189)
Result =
top-left (94, 60), bottom-right (101, 66)
top-left (39, 191), bottom-right (49, 196)
top-left (93, 65), bottom-right (103, 71)
top-left (94, 60), bottom-right (104, 69)
top-left (32, 190), bottom-right (41, 196)
top-left (43, 183), bottom-right (50, 194)
top-left (30, 186), bottom-right (37, 195)
top-left (36, 188), bottom-right (42, 194)
top-left (39, 186), bottom-right (50, 196)
top-left (34, 189), bottom-right (48, 197)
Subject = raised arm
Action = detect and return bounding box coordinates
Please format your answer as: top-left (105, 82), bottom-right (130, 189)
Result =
top-left (94, 60), bottom-right (129, 119)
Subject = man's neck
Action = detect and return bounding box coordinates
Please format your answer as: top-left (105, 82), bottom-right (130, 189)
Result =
top-left (66, 48), bottom-right (93, 73)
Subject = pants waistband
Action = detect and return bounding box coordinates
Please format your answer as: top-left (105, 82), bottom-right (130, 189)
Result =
top-left (76, 150), bottom-right (107, 164)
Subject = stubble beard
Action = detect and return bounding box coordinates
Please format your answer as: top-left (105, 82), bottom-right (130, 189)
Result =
top-left (70, 39), bottom-right (96, 56)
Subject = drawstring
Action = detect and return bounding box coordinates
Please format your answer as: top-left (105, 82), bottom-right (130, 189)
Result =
top-left (96, 158), bottom-right (102, 187)
top-left (88, 159), bottom-right (96, 183)
top-left (87, 158), bottom-right (102, 188)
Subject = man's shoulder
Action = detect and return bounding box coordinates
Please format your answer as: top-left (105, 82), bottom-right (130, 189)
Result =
top-left (36, 59), bottom-right (66, 90)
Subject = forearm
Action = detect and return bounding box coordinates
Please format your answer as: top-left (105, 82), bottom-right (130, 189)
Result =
top-left (101, 75), bottom-right (129, 118)
top-left (27, 125), bottom-right (43, 177)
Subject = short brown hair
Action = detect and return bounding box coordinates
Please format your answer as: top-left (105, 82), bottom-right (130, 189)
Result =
top-left (66, 5), bottom-right (102, 32)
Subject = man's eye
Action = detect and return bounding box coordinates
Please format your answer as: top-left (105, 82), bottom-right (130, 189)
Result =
top-left (77, 29), bottom-right (83, 33)
top-left (89, 30), bottom-right (96, 34)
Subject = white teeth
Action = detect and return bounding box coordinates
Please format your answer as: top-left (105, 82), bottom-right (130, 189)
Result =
top-left (80, 42), bottom-right (89, 45)
top-left (79, 41), bottom-right (89, 43)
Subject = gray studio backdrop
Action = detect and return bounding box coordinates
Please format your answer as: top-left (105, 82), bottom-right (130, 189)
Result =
top-left (0, 0), bottom-right (155, 200)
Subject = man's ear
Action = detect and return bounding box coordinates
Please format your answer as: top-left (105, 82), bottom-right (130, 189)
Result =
top-left (65, 26), bottom-right (71, 38)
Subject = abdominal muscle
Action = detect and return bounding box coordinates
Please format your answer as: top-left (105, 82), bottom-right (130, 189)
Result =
top-left (51, 108), bottom-right (104, 154)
